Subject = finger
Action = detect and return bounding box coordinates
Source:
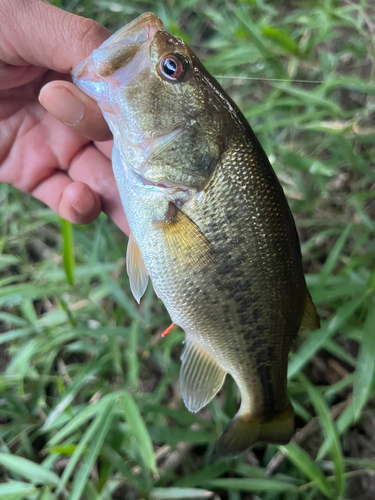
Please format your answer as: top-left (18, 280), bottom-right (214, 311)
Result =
top-left (68, 144), bottom-right (130, 235)
top-left (61, 181), bottom-right (102, 224)
top-left (32, 173), bottom-right (102, 225)
top-left (39, 81), bottom-right (112, 142)
top-left (0, 64), bottom-right (47, 90)
top-left (95, 140), bottom-right (113, 159)
top-left (2, 0), bottom-right (110, 71)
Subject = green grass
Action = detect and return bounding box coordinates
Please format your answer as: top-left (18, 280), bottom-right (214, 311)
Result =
top-left (1, 0), bottom-right (375, 499)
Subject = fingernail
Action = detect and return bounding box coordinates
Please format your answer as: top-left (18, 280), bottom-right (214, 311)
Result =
top-left (72, 188), bottom-right (95, 215)
top-left (39, 86), bottom-right (84, 127)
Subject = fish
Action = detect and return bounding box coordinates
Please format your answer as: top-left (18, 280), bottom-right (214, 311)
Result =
top-left (71, 12), bottom-right (320, 455)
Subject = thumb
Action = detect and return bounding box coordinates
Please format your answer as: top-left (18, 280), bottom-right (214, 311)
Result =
top-left (1, 0), bottom-right (110, 72)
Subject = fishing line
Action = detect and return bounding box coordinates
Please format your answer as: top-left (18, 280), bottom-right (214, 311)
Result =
top-left (214, 75), bottom-right (375, 87)
top-left (214, 76), bottom-right (323, 84)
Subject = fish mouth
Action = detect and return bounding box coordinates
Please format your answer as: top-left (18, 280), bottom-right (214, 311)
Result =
top-left (128, 163), bottom-right (189, 193)
top-left (134, 170), bottom-right (178, 191)
top-left (71, 13), bottom-right (164, 99)
top-left (130, 169), bottom-right (194, 209)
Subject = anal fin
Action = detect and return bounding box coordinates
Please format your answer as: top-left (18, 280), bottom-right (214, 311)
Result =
top-left (126, 232), bottom-right (149, 304)
top-left (299, 289), bottom-right (320, 332)
top-left (180, 337), bottom-right (227, 413)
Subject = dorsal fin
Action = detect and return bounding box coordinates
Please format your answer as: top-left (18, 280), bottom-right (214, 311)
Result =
top-left (180, 337), bottom-right (227, 413)
top-left (126, 232), bottom-right (149, 304)
top-left (299, 289), bottom-right (320, 332)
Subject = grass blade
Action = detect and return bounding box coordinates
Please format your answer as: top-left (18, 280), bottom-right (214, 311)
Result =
top-left (56, 395), bottom-right (115, 495)
top-left (288, 292), bottom-right (369, 379)
top-left (47, 392), bottom-right (120, 444)
top-left (36, 487), bottom-right (52, 500)
top-left (121, 392), bottom-right (157, 474)
top-left (0, 453), bottom-right (59, 487)
top-left (279, 443), bottom-right (333, 498)
top-left (174, 462), bottom-right (230, 488)
top-left (0, 283), bottom-right (68, 308)
top-left (318, 403), bottom-right (355, 460)
top-left (68, 405), bottom-right (115, 500)
top-left (61, 218), bottom-right (75, 285)
top-left (318, 223), bottom-right (353, 284)
top-left (43, 354), bottom-right (111, 429)
top-left (150, 488), bottom-right (214, 499)
top-left (261, 26), bottom-right (299, 54)
top-left (299, 374), bottom-right (345, 498)
top-left (0, 481), bottom-right (37, 497)
top-left (353, 305), bottom-right (375, 419)
top-left (206, 478), bottom-right (297, 492)
top-left (126, 322), bottom-right (139, 388)
top-left (101, 444), bottom-right (143, 490)
top-left (318, 303), bottom-right (375, 460)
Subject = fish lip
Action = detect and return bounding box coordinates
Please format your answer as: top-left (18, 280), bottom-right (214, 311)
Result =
top-left (71, 13), bottom-right (164, 90)
top-left (105, 12), bottom-right (163, 45)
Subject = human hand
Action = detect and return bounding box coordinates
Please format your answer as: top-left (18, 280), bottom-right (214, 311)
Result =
top-left (0, 0), bottom-right (129, 234)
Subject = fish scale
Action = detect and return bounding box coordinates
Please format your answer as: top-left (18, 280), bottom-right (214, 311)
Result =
top-left (72, 12), bottom-right (320, 455)
top-left (183, 141), bottom-right (303, 383)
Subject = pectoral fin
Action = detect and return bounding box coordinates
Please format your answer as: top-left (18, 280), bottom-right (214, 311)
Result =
top-left (162, 207), bottom-right (216, 268)
top-left (126, 232), bottom-right (149, 303)
top-left (180, 337), bottom-right (227, 413)
top-left (299, 289), bottom-right (320, 332)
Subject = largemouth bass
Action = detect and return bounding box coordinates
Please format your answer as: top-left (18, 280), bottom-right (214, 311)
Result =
top-left (72, 13), bottom-right (319, 455)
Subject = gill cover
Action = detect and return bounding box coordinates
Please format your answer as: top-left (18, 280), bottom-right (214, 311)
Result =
top-left (72, 12), bottom-right (228, 190)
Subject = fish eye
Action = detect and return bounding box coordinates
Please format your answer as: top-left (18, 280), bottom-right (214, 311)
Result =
top-left (159, 54), bottom-right (188, 81)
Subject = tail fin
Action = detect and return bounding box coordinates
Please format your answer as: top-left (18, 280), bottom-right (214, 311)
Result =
top-left (217, 404), bottom-right (295, 456)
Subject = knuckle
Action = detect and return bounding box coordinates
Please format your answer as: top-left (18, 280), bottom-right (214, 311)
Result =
top-left (71, 17), bottom-right (109, 55)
